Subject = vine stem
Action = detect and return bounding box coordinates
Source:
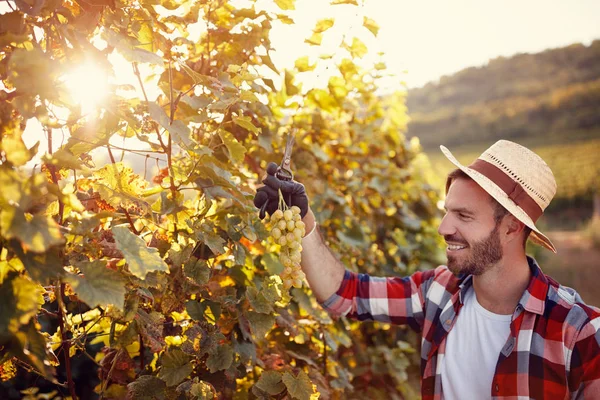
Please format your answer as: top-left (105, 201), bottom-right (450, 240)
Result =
top-left (106, 144), bottom-right (139, 235)
top-left (57, 283), bottom-right (78, 400)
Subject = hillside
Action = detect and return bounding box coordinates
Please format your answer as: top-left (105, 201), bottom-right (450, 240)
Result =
top-left (406, 40), bottom-right (600, 149)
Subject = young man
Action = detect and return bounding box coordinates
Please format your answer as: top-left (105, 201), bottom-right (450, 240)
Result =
top-left (254, 140), bottom-right (600, 399)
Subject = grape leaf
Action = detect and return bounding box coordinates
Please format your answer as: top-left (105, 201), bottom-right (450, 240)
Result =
top-left (295, 56), bottom-right (316, 72)
top-left (148, 101), bottom-right (191, 147)
top-left (282, 371), bottom-right (313, 400)
top-left (206, 343), bottom-right (233, 373)
top-left (0, 207), bottom-right (63, 253)
top-left (363, 16), bottom-right (380, 36)
top-left (127, 375), bottom-right (167, 400)
top-left (255, 371), bottom-right (285, 395)
top-left (184, 259), bottom-right (211, 286)
top-left (246, 286), bottom-right (273, 314)
top-left (158, 348), bottom-right (193, 387)
top-left (274, 0), bottom-right (295, 10)
top-left (65, 260), bottom-right (126, 310)
top-left (314, 18), bottom-right (334, 33)
top-left (112, 225), bottom-right (169, 280)
top-left (0, 272), bottom-right (44, 333)
top-left (218, 129), bottom-right (247, 163)
top-left (246, 311), bottom-right (275, 339)
top-left (304, 32), bottom-right (322, 46)
top-left (231, 115), bottom-right (260, 134)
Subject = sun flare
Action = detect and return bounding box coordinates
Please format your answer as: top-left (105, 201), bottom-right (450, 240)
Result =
top-left (63, 62), bottom-right (109, 115)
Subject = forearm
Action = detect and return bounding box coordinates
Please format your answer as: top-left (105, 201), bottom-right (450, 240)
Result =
top-left (299, 208), bottom-right (346, 303)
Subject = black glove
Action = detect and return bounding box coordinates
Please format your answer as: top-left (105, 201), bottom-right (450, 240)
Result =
top-left (254, 162), bottom-right (309, 219)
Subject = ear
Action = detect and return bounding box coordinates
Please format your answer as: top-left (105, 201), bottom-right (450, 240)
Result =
top-left (504, 215), bottom-right (525, 244)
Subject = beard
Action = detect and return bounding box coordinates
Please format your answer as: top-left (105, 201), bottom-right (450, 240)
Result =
top-left (446, 223), bottom-right (503, 276)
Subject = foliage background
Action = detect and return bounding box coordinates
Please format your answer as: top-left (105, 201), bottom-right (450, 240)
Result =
top-left (0, 0), bottom-right (444, 398)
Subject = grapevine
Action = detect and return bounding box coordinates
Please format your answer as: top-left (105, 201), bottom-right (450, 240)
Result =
top-left (267, 191), bottom-right (306, 290)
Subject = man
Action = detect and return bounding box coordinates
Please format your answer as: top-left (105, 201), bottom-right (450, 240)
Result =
top-left (254, 140), bottom-right (600, 399)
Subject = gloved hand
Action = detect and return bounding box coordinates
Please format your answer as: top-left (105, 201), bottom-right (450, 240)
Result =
top-left (254, 162), bottom-right (309, 219)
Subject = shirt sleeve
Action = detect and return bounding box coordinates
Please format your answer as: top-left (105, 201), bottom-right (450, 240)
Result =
top-left (319, 268), bottom-right (438, 332)
top-left (569, 314), bottom-right (600, 399)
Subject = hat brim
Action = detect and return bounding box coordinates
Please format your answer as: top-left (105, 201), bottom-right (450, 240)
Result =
top-left (440, 145), bottom-right (557, 254)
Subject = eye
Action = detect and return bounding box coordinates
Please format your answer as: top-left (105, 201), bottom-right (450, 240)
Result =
top-left (458, 213), bottom-right (472, 220)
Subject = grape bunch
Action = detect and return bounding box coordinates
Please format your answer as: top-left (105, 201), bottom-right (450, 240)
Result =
top-left (268, 204), bottom-right (306, 290)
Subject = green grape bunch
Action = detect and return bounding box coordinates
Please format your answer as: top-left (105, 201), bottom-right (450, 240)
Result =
top-left (267, 192), bottom-right (306, 290)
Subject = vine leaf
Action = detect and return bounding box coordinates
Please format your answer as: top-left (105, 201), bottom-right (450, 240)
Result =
top-left (218, 129), bottom-right (247, 163)
top-left (0, 207), bottom-right (63, 253)
top-left (0, 272), bottom-right (44, 334)
top-left (148, 101), bottom-right (191, 147)
top-left (274, 0), bottom-right (295, 10)
top-left (127, 375), bottom-right (167, 400)
top-left (206, 343), bottom-right (233, 373)
top-left (158, 348), bottom-right (193, 387)
top-left (255, 370), bottom-right (285, 395)
top-left (246, 311), bottom-right (275, 339)
top-left (65, 260), bottom-right (126, 310)
top-left (112, 225), bottom-right (169, 279)
top-left (282, 371), bottom-right (313, 400)
top-left (363, 16), bottom-right (380, 36)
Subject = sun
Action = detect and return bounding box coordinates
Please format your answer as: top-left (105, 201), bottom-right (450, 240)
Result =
top-left (62, 61), bottom-right (110, 115)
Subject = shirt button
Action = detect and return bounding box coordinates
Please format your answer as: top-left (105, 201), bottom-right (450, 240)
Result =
top-left (445, 319), bottom-right (451, 325)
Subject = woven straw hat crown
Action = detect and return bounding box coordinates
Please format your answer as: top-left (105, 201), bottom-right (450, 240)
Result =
top-left (440, 140), bottom-right (558, 253)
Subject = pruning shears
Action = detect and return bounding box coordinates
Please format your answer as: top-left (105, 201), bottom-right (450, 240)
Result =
top-left (276, 132), bottom-right (295, 182)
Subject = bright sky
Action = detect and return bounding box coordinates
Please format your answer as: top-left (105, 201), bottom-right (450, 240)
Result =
top-left (268, 0), bottom-right (600, 88)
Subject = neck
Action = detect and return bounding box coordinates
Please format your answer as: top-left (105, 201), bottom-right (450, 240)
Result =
top-left (472, 252), bottom-right (531, 315)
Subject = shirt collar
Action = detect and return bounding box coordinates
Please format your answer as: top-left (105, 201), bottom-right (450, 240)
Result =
top-left (456, 256), bottom-right (549, 315)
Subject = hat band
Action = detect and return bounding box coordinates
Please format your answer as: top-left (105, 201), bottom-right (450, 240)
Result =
top-left (468, 159), bottom-right (543, 222)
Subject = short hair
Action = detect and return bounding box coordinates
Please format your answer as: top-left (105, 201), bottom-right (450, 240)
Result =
top-left (446, 168), bottom-right (532, 246)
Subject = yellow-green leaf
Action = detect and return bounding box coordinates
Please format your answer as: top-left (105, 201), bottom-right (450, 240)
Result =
top-left (246, 311), bottom-right (275, 339)
top-left (112, 225), bottom-right (169, 280)
top-left (274, 0), bottom-right (295, 10)
top-left (314, 18), bottom-right (334, 33)
top-left (65, 261), bottom-right (126, 310)
top-left (0, 272), bottom-right (43, 334)
top-left (206, 344), bottom-right (233, 373)
top-left (330, 0), bottom-right (358, 4)
top-left (1, 135), bottom-right (38, 167)
top-left (256, 371), bottom-right (285, 395)
top-left (282, 371), bottom-right (313, 400)
top-left (158, 349), bottom-right (193, 387)
top-left (232, 115), bottom-right (260, 134)
top-left (285, 70), bottom-right (301, 96)
top-left (295, 56), bottom-right (316, 72)
top-left (276, 14), bottom-right (295, 24)
top-left (218, 129), bottom-right (247, 163)
top-left (345, 37), bottom-right (368, 58)
top-left (304, 32), bottom-right (322, 46)
top-left (363, 16), bottom-right (380, 36)
top-left (0, 208), bottom-right (64, 253)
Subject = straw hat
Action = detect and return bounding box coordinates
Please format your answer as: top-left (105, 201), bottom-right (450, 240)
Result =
top-left (440, 140), bottom-right (557, 253)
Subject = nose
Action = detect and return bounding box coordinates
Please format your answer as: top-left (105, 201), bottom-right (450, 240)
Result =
top-left (437, 213), bottom-right (455, 237)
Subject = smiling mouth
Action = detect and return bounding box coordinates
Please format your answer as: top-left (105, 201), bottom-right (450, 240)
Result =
top-left (447, 244), bottom-right (468, 252)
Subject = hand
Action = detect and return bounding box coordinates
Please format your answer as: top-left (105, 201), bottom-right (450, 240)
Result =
top-left (253, 162), bottom-right (309, 219)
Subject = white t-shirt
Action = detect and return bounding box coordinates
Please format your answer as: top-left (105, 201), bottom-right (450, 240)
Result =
top-left (440, 285), bottom-right (512, 400)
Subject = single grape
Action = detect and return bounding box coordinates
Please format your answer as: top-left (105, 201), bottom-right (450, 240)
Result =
top-left (278, 220), bottom-right (287, 231)
top-left (293, 227), bottom-right (303, 240)
top-left (278, 236), bottom-right (287, 246)
top-left (286, 232), bottom-right (296, 243)
top-left (292, 278), bottom-right (303, 288)
top-left (291, 206), bottom-right (301, 215)
top-left (283, 209), bottom-right (293, 221)
top-left (271, 227), bottom-right (282, 239)
top-left (286, 220), bottom-right (296, 231)
top-left (273, 209), bottom-right (284, 220)
top-left (295, 220), bottom-right (305, 230)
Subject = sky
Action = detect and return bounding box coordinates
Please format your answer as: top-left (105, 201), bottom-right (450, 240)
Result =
top-left (268, 0), bottom-right (600, 88)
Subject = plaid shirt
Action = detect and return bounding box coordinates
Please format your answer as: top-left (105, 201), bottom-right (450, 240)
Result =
top-left (321, 256), bottom-right (600, 399)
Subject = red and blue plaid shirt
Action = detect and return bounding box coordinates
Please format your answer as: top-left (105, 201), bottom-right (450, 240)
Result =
top-left (321, 256), bottom-right (600, 399)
